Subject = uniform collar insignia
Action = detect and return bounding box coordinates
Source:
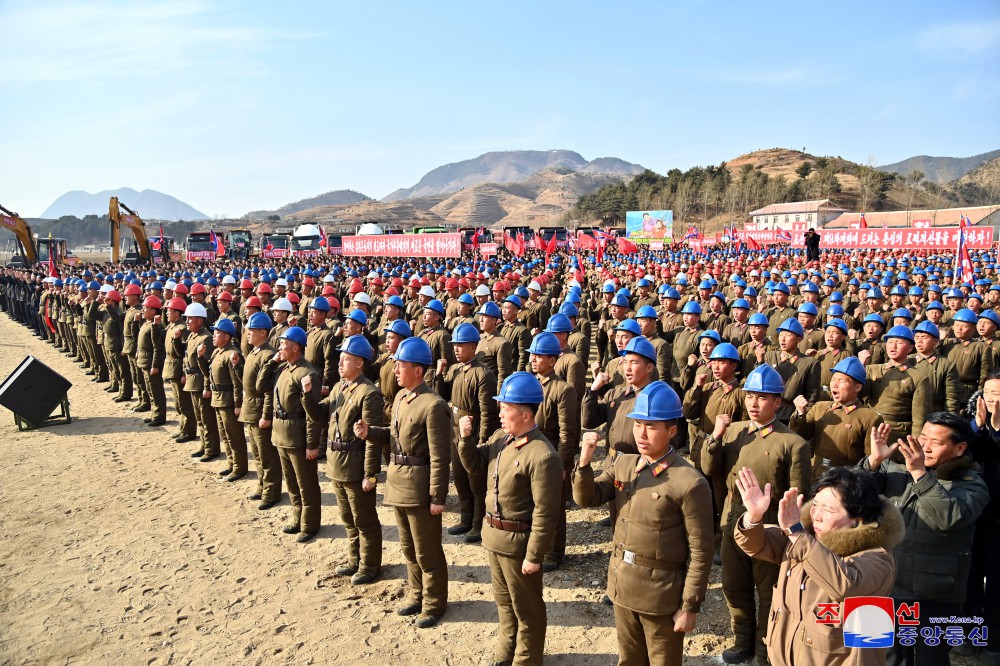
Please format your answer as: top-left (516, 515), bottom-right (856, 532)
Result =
top-left (754, 420), bottom-right (776, 438)
top-left (635, 448), bottom-right (673, 475)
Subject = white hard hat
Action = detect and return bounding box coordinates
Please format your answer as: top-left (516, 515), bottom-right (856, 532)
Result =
top-left (475, 285), bottom-right (490, 297)
top-left (274, 278), bottom-right (289, 287)
top-left (271, 297), bottom-right (293, 312)
top-left (419, 285), bottom-right (436, 298)
top-left (164, 280), bottom-right (178, 290)
top-left (184, 302), bottom-right (208, 318)
top-left (221, 275), bottom-right (237, 285)
top-left (99, 284), bottom-right (114, 293)
top-left (528, 281), bottom-right (542, 291)
top-left (323, 274), bottom-right (336, 283)
top-left (353, 292), bottom-right (372, 305)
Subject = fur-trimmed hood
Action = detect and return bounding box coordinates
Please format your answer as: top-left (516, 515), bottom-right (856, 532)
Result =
top-left (801, 497), bottom-right (905, 558)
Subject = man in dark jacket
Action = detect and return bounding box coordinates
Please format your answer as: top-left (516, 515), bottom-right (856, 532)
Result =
top-left (862, 411), bottom-right (989, 666)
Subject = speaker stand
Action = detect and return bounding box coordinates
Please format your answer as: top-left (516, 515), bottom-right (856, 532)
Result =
top-left (14, 396), bottom-right (72, 431)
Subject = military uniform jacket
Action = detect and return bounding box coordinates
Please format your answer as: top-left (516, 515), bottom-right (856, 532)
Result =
top-left (738, 338), bottom-right (773, 379)
top-left (682, 379), bottom-right (746, 438)
top-left (268, 321), bottom-right (289, 350)
top-left (865, 362), bottom-right (931, 440)
top-left (568, 330), bottom-right (590, 365)
top-left (198, 342), bottom-right (244, 408)
top-left (814, 345), bottom-right (855, 397)
top-left (669, 326), bottom-right (701, 382)
top-left (418, 325), bottom-right (455, 384)
top-left (122, 305), bottom-right (143, 355)
top-left (940, 337), bottom-right (992, 395)
top-left (374, 351), bottom-right (402, 424)
top-left (83, 298), bottom-right (100, 336)
top-left (101, 305), bottom-right (125, 353)
top-left (765, 306), bottom-right (797, 339)
top-left (582, 382), bottom-right (644, 456)
top-left (536, 372), bottom-right (580, 469)
top-left (459, 427), bottom-right (562, 563)
top-left (319, 376), bottom-right (385, 482)
top-left (500, 320), bottom-right (531, 373)
top-left (554, 349), bottom-right (587, 403)
top-left (573, 449), bottom-right (714, 616)
top-left (477, 331), bottom-right (513, 394)
top-left (305, 322), bottom-right (338, 388)
top-left (789, 401), bottom-right (883, 474)
top-left (702, 419), bottom-right (811, 528)
top-left (163, 322), bottom-right (188, 380)
top-left (182, 329), bottom-right (212, 392)
top-left (271, 357), bottom-right (323, 450)
top-left (760, 350), bottom-right (822, 421)
top-left (238, 343), bottom-right (277, 423)
top-left (909, 353), bottom-right (961, 414)
top-left (723, 320), bottom-right (752, 347)
top-left (136, 319), bottom-right (165, 371)
top-left (368, 382), bottom-right (452, 508)
top-left (433, 358), bottom-right (500, 446)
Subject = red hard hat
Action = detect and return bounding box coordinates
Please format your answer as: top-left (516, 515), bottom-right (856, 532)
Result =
top-left (124, 284), bottom-right (143, 296)
top-left (286, 292), bottom-right (300, 304)
top-left (190, 283), bottom-right (207, 295)
top-left (322, 285), bottom-right (336, 296)
top-left (348, 282), bottom-right (364, 294)
top-left (245, 296), bottom-right (263, 308)
top-left (327, 296), bottom-right (340, 310)
top-left (420, 276), bottom-right (431, 286)
top-left (256, 283), bottom-right (272, 294)
top-left (386, 287), bottom-right (399, 296)
top-left (216, 291), bottom-right (233, 302)
top-left (445, 278), bottom-right (459, 289)
top-left (105, 289), bottom-right (122, 302)
top-left (240, 279), bottom-right (254, 289)
top-left (459, 278), bottom-right (470, 288)
top-left (392, 278), bottom-right (404, 288)
top-left (409, 279), bottom-right (421, 289)
top-left (143, 296), bottom-right (163, 309)
top-left (174, 283), bottom-right (189, 295)
top-left (168, 297), bottom-right (187, 311)
top-left (302, 277), bottom-right (316, 287)
top-left (370, 277), bottom-right (384, 287)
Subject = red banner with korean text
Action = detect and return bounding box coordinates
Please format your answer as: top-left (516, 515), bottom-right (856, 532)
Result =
top-left (479, 242), bottom-right (498, 256)
top-left (341, 233), bottom-right (463, 258)
top-left (740, 226), bottom-right (994, 250)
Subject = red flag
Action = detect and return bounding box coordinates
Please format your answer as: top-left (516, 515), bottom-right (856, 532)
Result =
top-left (747, 235), bottom-right (762, 251)
top-left (318, 226), bottom-right (328, 247)
top-left (577, 232), bottom-right (598, 251)
top-left (958, 215), bottom-right (974, 283)
top-left (617, 238), bottom-right (639, 254)
top-left (265, 242), bottom-right (274, 252)
top-left (859, 213), bottom-right (868, 229)
top-left (544, 232), bottom-right (558, 264)
top-left (472, 227), bottom-right (482, 251)
top-left (48, 250), bottom-right (57, 278)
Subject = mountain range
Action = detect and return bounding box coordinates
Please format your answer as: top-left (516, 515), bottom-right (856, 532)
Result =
top-left (40, 187), bottom-right (209, 221)
top-left (876, 149), bottom-right (1000, 184)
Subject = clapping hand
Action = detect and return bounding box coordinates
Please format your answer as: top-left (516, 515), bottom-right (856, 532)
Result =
top-left (868, 423), bottom-right (897, 468)
top-left (897, 435), bottom-right (927, 480)
top-left (777, 487), bottom-right (804, 533)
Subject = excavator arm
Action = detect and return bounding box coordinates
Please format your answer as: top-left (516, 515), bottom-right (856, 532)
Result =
top-left (109, 197), bottom-right (150, 263)
top-left (0, 204), bottom-right (37, 263)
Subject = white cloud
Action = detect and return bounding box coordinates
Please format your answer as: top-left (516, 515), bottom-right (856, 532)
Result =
top-left (917, 18), bottom-right (1000, 56)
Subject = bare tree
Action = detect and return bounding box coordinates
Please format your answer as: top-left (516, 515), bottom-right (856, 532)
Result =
top-left (857, 165), bottom-right (887, 213)
top-left (904, 170), bottom-right (925, 224)
top-left (674, 179), bottom-right (695, 223)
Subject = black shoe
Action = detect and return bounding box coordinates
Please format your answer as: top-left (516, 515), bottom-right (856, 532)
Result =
top-left (601, 594), bottom-right (613, 606)
top-left (175, 434), bottom-right (198, 443)
top-left (722, 647), bottom-right (755, 664)
top-left (396, 602), bottom-right (421, 617)
top-left (351, 571), bottom-right (377, 585)
top-left (491, 662), bottom-right (513, 666)
top-left (463, 529), bottom-right (482, 544)
top-left (95, 377), bottom-right (109, 383)
top-left (542, 560), bottom-right (560, 572)
top-left (85, 370), bottom-right (96, 376)
top-left (282, 524), bottom-right (301, 534)
top-left (199, 453), bottom-right (219, 462)
top-left (415, 614), bottom-right (442, 629)
top-left (143, 417), bottom-right (153, 423)
top-left (296, 531), bottom-right (317, 543)
top-left (258, 500), bottom-right (277, 510)
top-left (248, 492), bottom-right (263, 501)
top-left (598, 516), bottom-right (612, 527)
top-left (447, 523), bottom-right (472, 536)
top-left (191, 449), bottom-right (206, 458)
top-left (132, 404), bottom-right (151, 413)
top-left (147, 419), bottom-right (165, 427)
top-left (225, 472), bottom-right (247, 482)
top-left (218, 468), bottom-right (233, 476)
top-left (713, 551), bottom-right (722, 566)
top-left (335, 563), bottom-right (359, 577)
top-left (103, 385), bottom-right (118, 393)
top-left (113, 396), bottom-right (131, 403)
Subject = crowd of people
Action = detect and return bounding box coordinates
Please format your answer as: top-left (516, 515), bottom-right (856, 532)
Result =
top-left (1, 240), bottom-right (998, 666)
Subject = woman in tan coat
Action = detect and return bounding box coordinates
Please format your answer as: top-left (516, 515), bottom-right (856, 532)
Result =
top-left (734, 457), bottom-right (905, 666)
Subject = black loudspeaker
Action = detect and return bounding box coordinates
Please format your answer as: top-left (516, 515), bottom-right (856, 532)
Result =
top-left (0, 355), bottom-right (73, 430)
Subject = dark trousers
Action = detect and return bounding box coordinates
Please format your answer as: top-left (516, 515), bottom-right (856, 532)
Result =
top-left (451, 439), bottom-right (485, 529)
top-left (964, 520), bottom-right (1000, 653)
top-left (614, 603), bottom-right (684, 666)
top-left (721, 526), bottom-right (779, 660)
top-left (331, 478), bottom-right (382, 574)
top-left (247, 424), bottom-right (282, 502)
top-left (489, 550), bottom-right (546, 665)
top-left (278, 447), bottom-right (321, 533)
top-left (394, 506), bottom-right (447, 616)
top-left (886, 599), bottom-right (961, 666)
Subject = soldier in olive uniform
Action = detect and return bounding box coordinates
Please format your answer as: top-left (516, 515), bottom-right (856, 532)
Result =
top-left (575, 381), bottom-right (714, 666)
top-left (122, 286), bottom-right (147, 407)
top-left (358, 337), bottom-right (451, 628)
top-left (164, 298), bottom-right (197, 442)
top-left (239, 312), bottom-right (282, 509)
top-left (863, 326), bottom-right (931, 444)
top-left (909, 320), bottom-right (961, 414)
top-left (702, 364), bottom-right (811, 665)
top-left (433, 323), bottom-right (499, 544)
top-left (198, 317), bottom-right (247, 481)
top-left (417, 299), bottom-right (454, 384)
top-left (137, 296), bottom-right (167, 426)
top-left (304, 296), bottom-right (339, 392)
top-left (183, 303), bottom-right (222, 460)
top-left (101, 290), bottom-right (132, 403)
top-left (477, 302), bottom-right (513, 393)
top-left (759, 318), bottom-right (822, 423)
top-left (458, 372), bottom-right (562, 666)
top-left (500, 297), bottom-right (532, 372)
top-left (940, 308), bottom-right (993, 410)
top-left (318, 335), bottom-right (385, 583)
top-left (271, 327), bottom-right (324, 541)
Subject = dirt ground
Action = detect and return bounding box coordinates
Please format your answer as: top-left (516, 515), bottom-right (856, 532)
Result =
top-left (0, 314), bottom-right (734, 665)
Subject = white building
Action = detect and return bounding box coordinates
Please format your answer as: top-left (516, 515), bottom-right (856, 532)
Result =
top-left (748, 199), bottom-right (846, 230)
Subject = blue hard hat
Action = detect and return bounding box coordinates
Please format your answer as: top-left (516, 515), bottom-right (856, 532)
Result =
top-left (777, 318), bottom-right (804, 337)
top-left (424, 299), bottom-right (445, 316)
top-left (246, 312), bottom-right (273, 330)
top-left (211, 318), bottom-right (236, 336)
top-left (731, 298), bottom-right (750, 310)
top-left (384, 319), bottom-right (413, 338)
top-left (748, 313), bottom-right (769, 326)
top-left (558, 302), bottom-right (579, 317)
top-left (614, 319), bottom-right (642, 336)
top-left (908, 286), bottom-right (924, 296)
top-left (478, 301), bottom-right (502, 318)
top-left (979, 309), bottom-right (1000, 327)
top-left (393, 337), bottom-right (434, 365)
top-left (665, 287), bottom-right (681, 299)
top-left (310, 296), bottom-right (330, 312)
top-left (744, 364), bottom-right (784, 394)
top-left (827, 304), bottom-right (845, 317)
top-left (636, 305), bottom-right (658, 319)
top-left (926, 301), bottom-right (943, 311)
top-left (890, 285), bottom-right (906, 297)
top-left (346, 309), bottom-right (368, 326)
top-left (863, 313), bottom-right (886, 326)
top-left (611, 294), bottom-right (630, 308)
top-left (53, 279), bottom-right (63, 287)
top-left (744, 286), bottom-right (758, 297)
top-left (800, 282), bottom-right (818, 294)
top-left (797, 302), bottom-right (818, 316)
top-left (711, 291), bottom-right (727, 303)
top-left (698, 280), bottom-right (713, 290)
top-left (340, 334), bottom-right (373, 361)
top-left (681, 301), bottom-right (702, 315)
top-left (625, 381), bottom-right (683, 421)
top-left (952, 308), bottom-right (978, 324)
top-left (545, 313), bottom-right (573, 333)
top-left (892, 308), bottom-right (913, 320)
top-left (636, 277), bottom-right (651, 287)
top-left (825, 318), bottom-right (848, 334)
top-left (867, 288), bottom-right (883, 299)
top-left (504, 295), bottom-right (523, 309)
top-left (601, 283), bottom-right (616, 293)
top-left (698, 329), bottom-right (722, 344)
top-left (829, 291), bottom-right (844, 302)
top-left (279, 326), bottom-right (307, 348)
top-left (451, 322), bottom-right (480, 343)
top-left (457, 293), bottom-right (475, 306)
top-left (884, 325), bottom-right (915, 343)
top-left (773, 283), bottom-right (790, 295)
top-left (386, 295), bottom-right (405, 308)
top-left (620, 336), bottom-right (657, 363)
top-left (494, 371), bottom-right (544, 405)
top-left (87, 280), bottom-right (100, 290)
top-left (709, 342), bottom-right (740, 362)
top-left (528, 331), bottom-right (562, 356)
top-left (914, 320), bottom-right (940, 338)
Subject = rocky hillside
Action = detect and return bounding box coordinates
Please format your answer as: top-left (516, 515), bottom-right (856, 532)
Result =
top-left (877, 149), bottom-right (1000, 184)
top-left (41, 187), bottom-right (209, 221)
top-left (245, 189), bottom-right (371, 219)
top-left (955, 156), bottom-right (1000, 192)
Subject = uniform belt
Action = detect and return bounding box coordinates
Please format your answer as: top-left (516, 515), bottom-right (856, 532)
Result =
top-left (485, 513), bottom-right (530, 532)
top-left (211, 383), bottom-right (234, 391)
top-left (390, 453), bottom-right (430, 466)
top-left (184, 366), bottom-right (200, 375)
top-left (274, 409), bottom-right (305, 420)
top-left (328, 439), bottom-right (365, 452)
top-left (613, 545), bottom-right (685, 571)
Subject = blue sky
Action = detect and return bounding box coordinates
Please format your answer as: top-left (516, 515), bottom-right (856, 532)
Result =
top-left (2, 0), bottom-right (998, 218)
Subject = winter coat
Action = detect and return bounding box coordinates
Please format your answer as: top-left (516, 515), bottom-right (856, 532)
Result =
top-left (735, 498), bottom-right (905, 666)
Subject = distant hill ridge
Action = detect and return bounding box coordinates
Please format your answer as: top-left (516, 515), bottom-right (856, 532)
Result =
top-left (41, 187), bottom-right (209, 221)
top-left (245, 189), bottom-right (371, 219)
top-left (877, 149), bottom-right (1000, 184)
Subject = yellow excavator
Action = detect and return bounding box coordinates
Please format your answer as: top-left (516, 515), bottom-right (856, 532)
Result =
top-left (109, 196), bottom-right (153, 264)
top-left (0, 204), bottom-right (72, 268)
